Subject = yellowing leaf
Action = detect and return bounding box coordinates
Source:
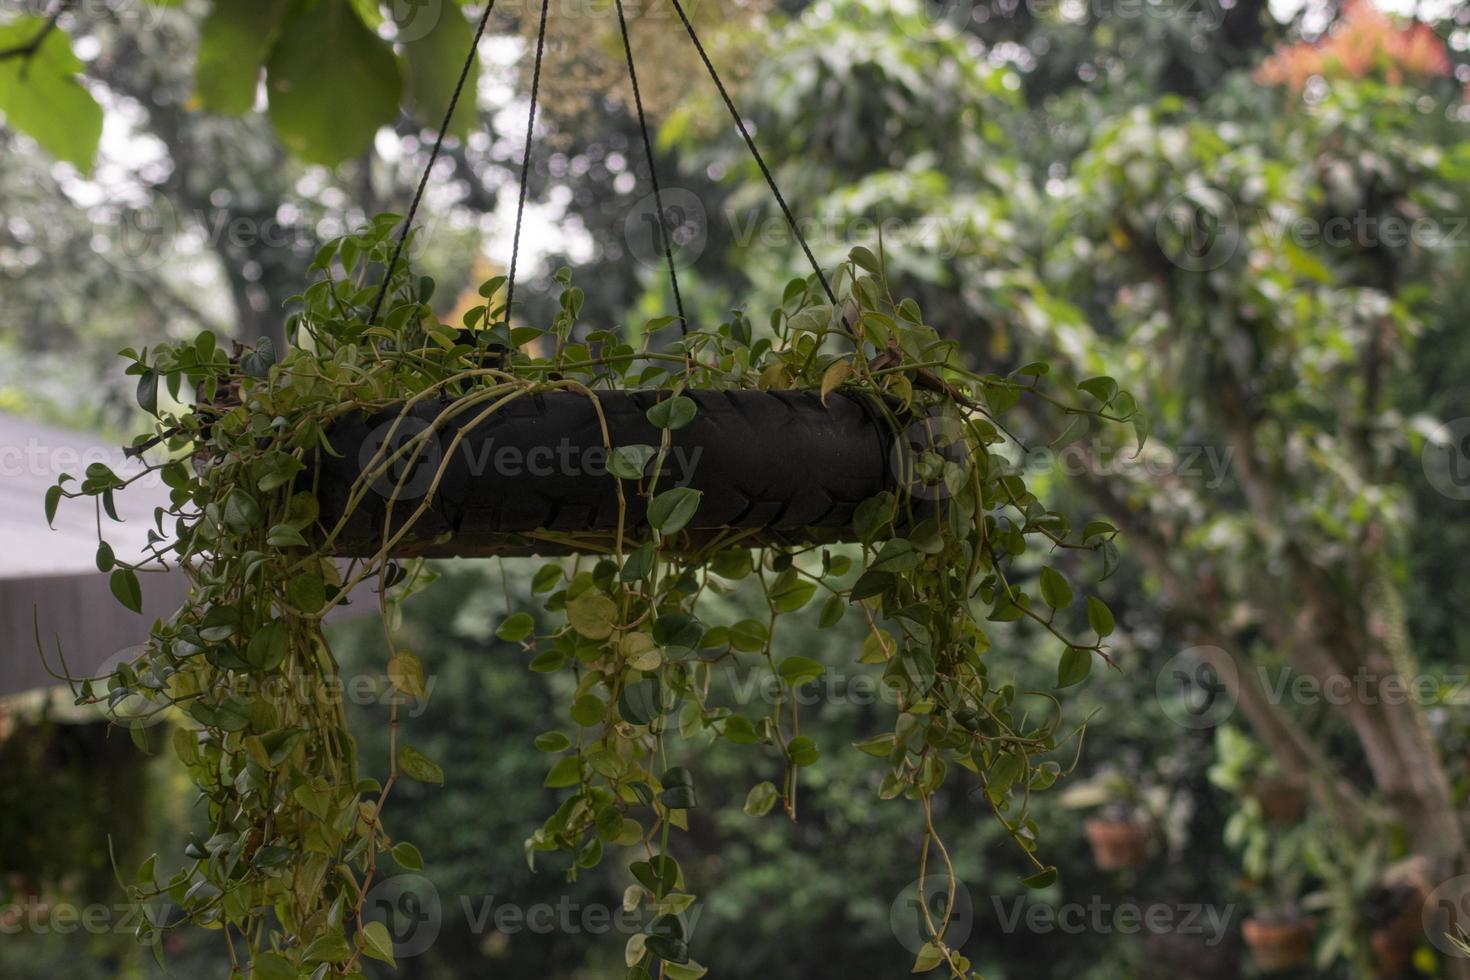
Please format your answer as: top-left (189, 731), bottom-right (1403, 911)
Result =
top-left (820, 359), bottom-right (853, 405)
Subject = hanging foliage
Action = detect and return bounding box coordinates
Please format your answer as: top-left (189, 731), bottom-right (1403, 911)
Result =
top-left (45, 215), bottom-right (1141, 977)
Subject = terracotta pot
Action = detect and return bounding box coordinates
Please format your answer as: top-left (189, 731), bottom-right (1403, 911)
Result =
top-left (1083, 817), bottom-right (1149, 870)
top-left (1370, 928), bottom-right (1413, 977)
top-left (1242, 915), bottom-right (1316, 973)
top-left (1370, 890), bottom-right (1425, 978)
top-left (1248, 776), bottom-right (1308, 825)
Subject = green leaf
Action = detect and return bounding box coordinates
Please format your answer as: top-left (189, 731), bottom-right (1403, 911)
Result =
top-left (266, 523), bottom-right (310, 548)
top-left (912, 942), bottom-right (945, 973)
top-left (609, 444), bottom-right (658, 480)
top-left (1021, 866), bottom-right (1058, 889)
top-left (646, 395), bottom-right (696, 430)
top-left (0, 18), bottom-right (103, 172)
top-left (1039, 566), bottom-right (1073, 610)
top-left (391, 841), bottom-right (424, 871)
top-left (359, 920), bottom-right (396, 967)
top-left (196, 0), bottom-right (293, 114)
top-left (286, 570), bottom-right (326, 613)
top-left (777, 656), bottom-right (825, 688)
top-left (787, 736), bottom-right (819, 767)
top-left (722, 715), bottom-right (761, 744)
top-left (401, 0), bottom-right (479, 138)
top-left (109, 568), bottom-right (143, 614)
top-left (496, 612), bottom-right (536, 642)
top-left (44, 484), bottom-right (62, 528)
top-left (250, 951), bottom-right (297, 980)
top-left (266, 0), bottom-right (403, 166)
top-left (1086, 596), bottom-right (1115, 637)
top-left (544, 755), bottom-right (581, 788)
top-left (570, 694), bottom-right (606, 727)
top-left (534, 731), bottom-right (571, 752)
top-left (727, 619), bottom-right (767, 652)
top-left (566, 593), bottom-right (618, 640)
top-left (260, 727), bottom-right (306, 767)
top-left (850, 246), bottom-right (882, 273)
top-left (399, 745), bottom-right (444, 785)
top-left (223, 487), bottom-right (263, 532)
top-left (769, 572), bottom-right (817, 612)
top-left (1057, 646), bottom-right (1092, 688)
top-left (647, 487), bottom-right (702, 535)
top-left (1077, 376), bottom-right (1119, 404)
top-left (617, 679), bottom-right (665, 726)
top-left (743, 781), bottom-right (779, 817)
top-left (246, 619), bottom-right (289, 672)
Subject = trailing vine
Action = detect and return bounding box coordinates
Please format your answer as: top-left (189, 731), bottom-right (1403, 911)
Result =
top-left (44, 215), bottom-right (1142, 979)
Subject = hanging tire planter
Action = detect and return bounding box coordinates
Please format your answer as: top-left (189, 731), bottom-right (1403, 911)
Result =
top-left (311, 388), bottom-right (940, 558)
top-left (45, 0), bottom-right (1144, 974)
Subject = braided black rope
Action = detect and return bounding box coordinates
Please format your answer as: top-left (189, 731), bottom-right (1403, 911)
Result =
top-left (615, 0), bottom-right (688, 335)
top-left (503, 0), bottom-right (552, 327)
top-left (368, 0), bottom-right (499, 326)
top-left (666, 0), bottom-right (839, 308)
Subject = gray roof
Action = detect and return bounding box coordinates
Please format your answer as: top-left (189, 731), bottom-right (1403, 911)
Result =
top-left (0, 412), bottom-right (187, 697)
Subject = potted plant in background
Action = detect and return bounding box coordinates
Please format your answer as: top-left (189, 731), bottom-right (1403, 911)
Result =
top-left (1060, 769), bottom-right (1160, 872)
top-left (1209, 725), bottom-right (1308, 827)
top-left (1229, 798), bottom-right (1317, 973)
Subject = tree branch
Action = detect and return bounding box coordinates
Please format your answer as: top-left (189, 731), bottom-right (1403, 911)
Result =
top-left (0, 1), bottom-right (74, 64)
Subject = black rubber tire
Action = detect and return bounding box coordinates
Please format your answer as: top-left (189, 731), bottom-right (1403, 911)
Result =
top-left (312, 389), bottom-right (901, 557)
